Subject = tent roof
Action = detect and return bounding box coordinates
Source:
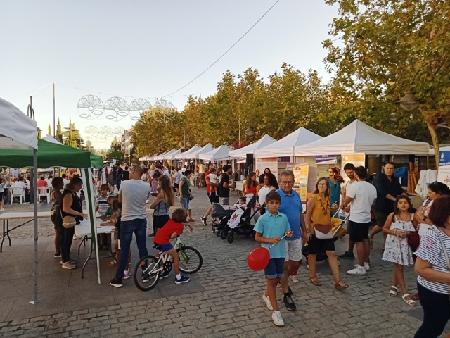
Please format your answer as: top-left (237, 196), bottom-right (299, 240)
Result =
top-left (255, 128), bottom-right (322, 158)
top-left (191, 144), bottom-right (214, 159)
top-left (0, 139), bottom-right (92, 168)
top-left (295, 119), bottom-right (430, 156)
top-left (199, 145), bottom-right (231, 161)
top-left (0, 97), bottom-right (38, 149)
top-left (229, 134), bottom-right (276, 158)
top-left (174, 145), bottom-right (202, 159)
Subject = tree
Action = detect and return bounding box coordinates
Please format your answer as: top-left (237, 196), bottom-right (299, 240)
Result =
top-left (105, 137), bottom-right (124, 161)
top-left (323, 0), bottom-right (450, 166)
top-left (56, 118), bottom-right (63, 142)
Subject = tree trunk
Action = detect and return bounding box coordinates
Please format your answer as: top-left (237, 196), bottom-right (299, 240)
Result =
top-left (426, 119), bottom-right (439, 169)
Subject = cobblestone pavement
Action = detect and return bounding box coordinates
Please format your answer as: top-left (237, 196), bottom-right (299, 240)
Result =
top-left (0, 188), bottom-right (430, 337)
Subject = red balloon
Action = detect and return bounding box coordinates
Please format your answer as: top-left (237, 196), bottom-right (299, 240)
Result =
top-left (247, 247), bottom-right (270, 271)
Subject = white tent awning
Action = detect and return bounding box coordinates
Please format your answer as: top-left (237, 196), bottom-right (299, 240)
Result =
top-left (191, 144), bottom-right (214, 159)
top-left (199, 145), bottom-right (231, 161)
top-left (255, 127), bottom-right (321, 158)
top-left (174, 145), bottom-right (202, 159)
top-left (294, 119), bottom-right (430, 156)
top-left (0, 97), bottom-right (38, 149)
top-left (229, 134), bottom-right (276, 158)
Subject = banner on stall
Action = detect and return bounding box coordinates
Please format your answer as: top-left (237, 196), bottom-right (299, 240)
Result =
top-left (440, 151), bottom-right (450, 166)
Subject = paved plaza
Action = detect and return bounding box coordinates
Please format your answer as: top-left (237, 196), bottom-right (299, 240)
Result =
top-left (0, 187), bottom-right (433, 337)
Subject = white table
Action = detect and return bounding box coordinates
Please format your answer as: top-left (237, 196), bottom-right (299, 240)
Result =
top-left (0, 211), bottom-right (51, 252)
top-left (74, 220), bottom-right (115, 279)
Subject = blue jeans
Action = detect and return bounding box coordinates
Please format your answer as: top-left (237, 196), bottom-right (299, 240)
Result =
top-left (114, 218), bottom-right (148, 281)
top-left (180, 196), bottom-right (190, 209)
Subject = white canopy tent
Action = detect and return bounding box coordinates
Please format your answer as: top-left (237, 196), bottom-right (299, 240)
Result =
top-left (229, 134), bottom-right (276, 159)
top-left (158, 149), bottom-right (176, 160)
top-left (174, 145), bottom-right (202, 160)
top-left (0, 97), bottom-right (39, 304)
top-left (294, 119), bottom-right (430, 155)
top-left (190, 144), bottom-right (214, 159)
top-left (163, 149), bottom-right (182, 160)
top-left (0, 97), bottom-right (38, 149)
top-left (199, 145), bottom-right (231, 161)
top-left (254, 127), bottom-right (322, 158)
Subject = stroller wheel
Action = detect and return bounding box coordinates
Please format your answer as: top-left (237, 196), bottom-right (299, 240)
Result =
top-left (227, 232), bottom-right (234, 244)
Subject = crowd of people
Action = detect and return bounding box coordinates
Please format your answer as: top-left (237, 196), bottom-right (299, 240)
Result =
top-left (198, 161), bottom-right (450, 336)
top-left (3, 158), bottom-right (448, 336)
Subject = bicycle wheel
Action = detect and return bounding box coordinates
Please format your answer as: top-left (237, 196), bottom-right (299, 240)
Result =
top-left (134, 256), bottom-right (160, 291)
top-left (177, 246), bottom-right (203, 274)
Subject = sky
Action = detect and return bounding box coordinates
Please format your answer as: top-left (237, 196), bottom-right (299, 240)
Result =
top-left (1, 0), bottom-right (337, 149)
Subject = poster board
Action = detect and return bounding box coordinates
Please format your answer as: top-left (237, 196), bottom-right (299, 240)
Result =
top-left (255, 158), bottom-right (278, 180)
top-left (291, 164), bottom-right (317, 202)
top-left (341, 153), bottom-right (365, 181)
top-left (438, 151), bottom-right (450, 188)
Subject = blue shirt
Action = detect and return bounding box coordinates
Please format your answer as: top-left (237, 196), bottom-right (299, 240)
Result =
top-left (276, 188), bottom-right (302, 240)
top-left (327, 179), bottom-right (341, 207)
top-left (254, 211), bottom-right (291, 258)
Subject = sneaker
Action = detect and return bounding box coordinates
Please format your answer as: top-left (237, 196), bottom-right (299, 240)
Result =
top-left (109, 278), bottom-right (123, 288)
top-left (175, 275), bottom-right (190, 284)
top-left (61, 262), bottom-right (76, 270)
top-left (290, 275), bottom-right (299, 283)
top-left (271, 311), bottom-right (285, 326)
top-left (283, 293), bottom-right (296, 311)
top-left (262, 294), bottom-right (273, 311)
top-left (364, 262), bottom-right (370, 271)
top-left (339, 251), bottom-right (354, 259)
top-left (54, 253), bottom-right (61, 258)
top-left (123, 270), bottom-right (131, 280)
top-left (201, 217), bottom-right (207, 226)
top-left (346, 265), bottom-right (366, 275)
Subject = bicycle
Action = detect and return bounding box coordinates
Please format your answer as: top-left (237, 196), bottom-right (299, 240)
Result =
top-left (134, 236), bottom-right (203, 291)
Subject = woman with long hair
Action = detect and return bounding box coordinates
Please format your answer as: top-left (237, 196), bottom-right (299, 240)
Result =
top-left (149, 175), bottom-right (174, 236)
top-left (243, 172), bottom-right (258, 196)
top-left (304, 177), bottom-right (348, 289)
top-left (61, 176), bottom-right (84, 270)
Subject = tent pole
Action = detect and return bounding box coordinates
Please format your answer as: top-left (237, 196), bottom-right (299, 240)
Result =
top-left (31, 148), bottom-right (39, 304)
top-left (83, 169), bottom-right (101, 284)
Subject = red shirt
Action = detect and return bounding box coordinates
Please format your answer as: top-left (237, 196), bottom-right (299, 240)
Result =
top-left (154, 219), bottom-right (184, 245)
top-left (37, 179), bottom-right (48, 188)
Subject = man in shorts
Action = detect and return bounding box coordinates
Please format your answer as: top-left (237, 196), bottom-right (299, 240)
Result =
top-left (340, 163), bottom-right (357, 258)
top-left (341, 166), bottom-right (377, 275)
top-left (277, 170), bottom-right (307, 311)
top-left (201, 167), bottom-right (219, 225)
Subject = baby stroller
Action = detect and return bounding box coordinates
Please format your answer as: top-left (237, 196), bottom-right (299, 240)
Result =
top-left (211, 203), bottom-right (235, 234)
top-left (217, 195), bottom-right (260, 244)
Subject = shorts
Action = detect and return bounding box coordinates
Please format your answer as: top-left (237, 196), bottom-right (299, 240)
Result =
top-left (0, 192), bottom-right (3, 200)
top-left (348, 220), bottom-right (371, 242)
top-left (208, 191), bottom-right (219, 204)
top-left (264, 258), bottom-right (285, 279)
top-left (285, 238), bottom-right (303, 261)
top-left (375, 211), bottom-right (388, 227)
top-left (180, 196), bottom-right (190, 209)
top-left (219, 197), bottom-right (229, 206)
top-left (155, 243), bottom-right (173, 252)
top-left (307, 235), bottom-right (335, 254)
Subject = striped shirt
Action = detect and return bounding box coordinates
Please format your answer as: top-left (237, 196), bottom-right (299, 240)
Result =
top-left (415, 225), bottom-right (450, 294)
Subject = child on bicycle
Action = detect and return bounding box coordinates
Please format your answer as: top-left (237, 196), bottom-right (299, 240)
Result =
top-left (154, 208), bottom-right (193, 284)
top-left (254, 190), bottom-right (292, 327)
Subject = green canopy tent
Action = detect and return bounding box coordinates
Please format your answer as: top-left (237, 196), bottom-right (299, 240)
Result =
top-left (0, 138), bottom-right (103, 300)
top-left (0, 139), bottom-right (91, 168)
top-left (90, 154), bottom-right (103, 169)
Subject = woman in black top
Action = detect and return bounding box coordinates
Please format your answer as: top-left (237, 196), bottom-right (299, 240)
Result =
top-left (61, 176), bottom-right (83, 269)
top-left (259, 168), bottom-right (278, 189)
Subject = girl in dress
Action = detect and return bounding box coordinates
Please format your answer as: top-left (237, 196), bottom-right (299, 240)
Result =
top-left (382, 194), bottom-right (417, 305)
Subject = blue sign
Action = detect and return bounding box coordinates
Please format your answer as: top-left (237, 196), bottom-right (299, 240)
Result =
top-left (440, 151), bottom-right (450, 166)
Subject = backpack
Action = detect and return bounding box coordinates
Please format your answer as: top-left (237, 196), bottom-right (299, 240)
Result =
top-left (50, 198), bottom-right (63, 228)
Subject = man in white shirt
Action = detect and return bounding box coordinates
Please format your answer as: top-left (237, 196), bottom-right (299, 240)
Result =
top-left (110, 165), bottom-right (150, 288)
top-left (341, 166), bottom-right (377, 275)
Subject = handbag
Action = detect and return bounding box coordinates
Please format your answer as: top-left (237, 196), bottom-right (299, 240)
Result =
top-left (314, 224), bottom-right (333, 239)
top-left (62, 215), bottom-right (76, 229)
top-left (407, 231), bottom-right (420, 251)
